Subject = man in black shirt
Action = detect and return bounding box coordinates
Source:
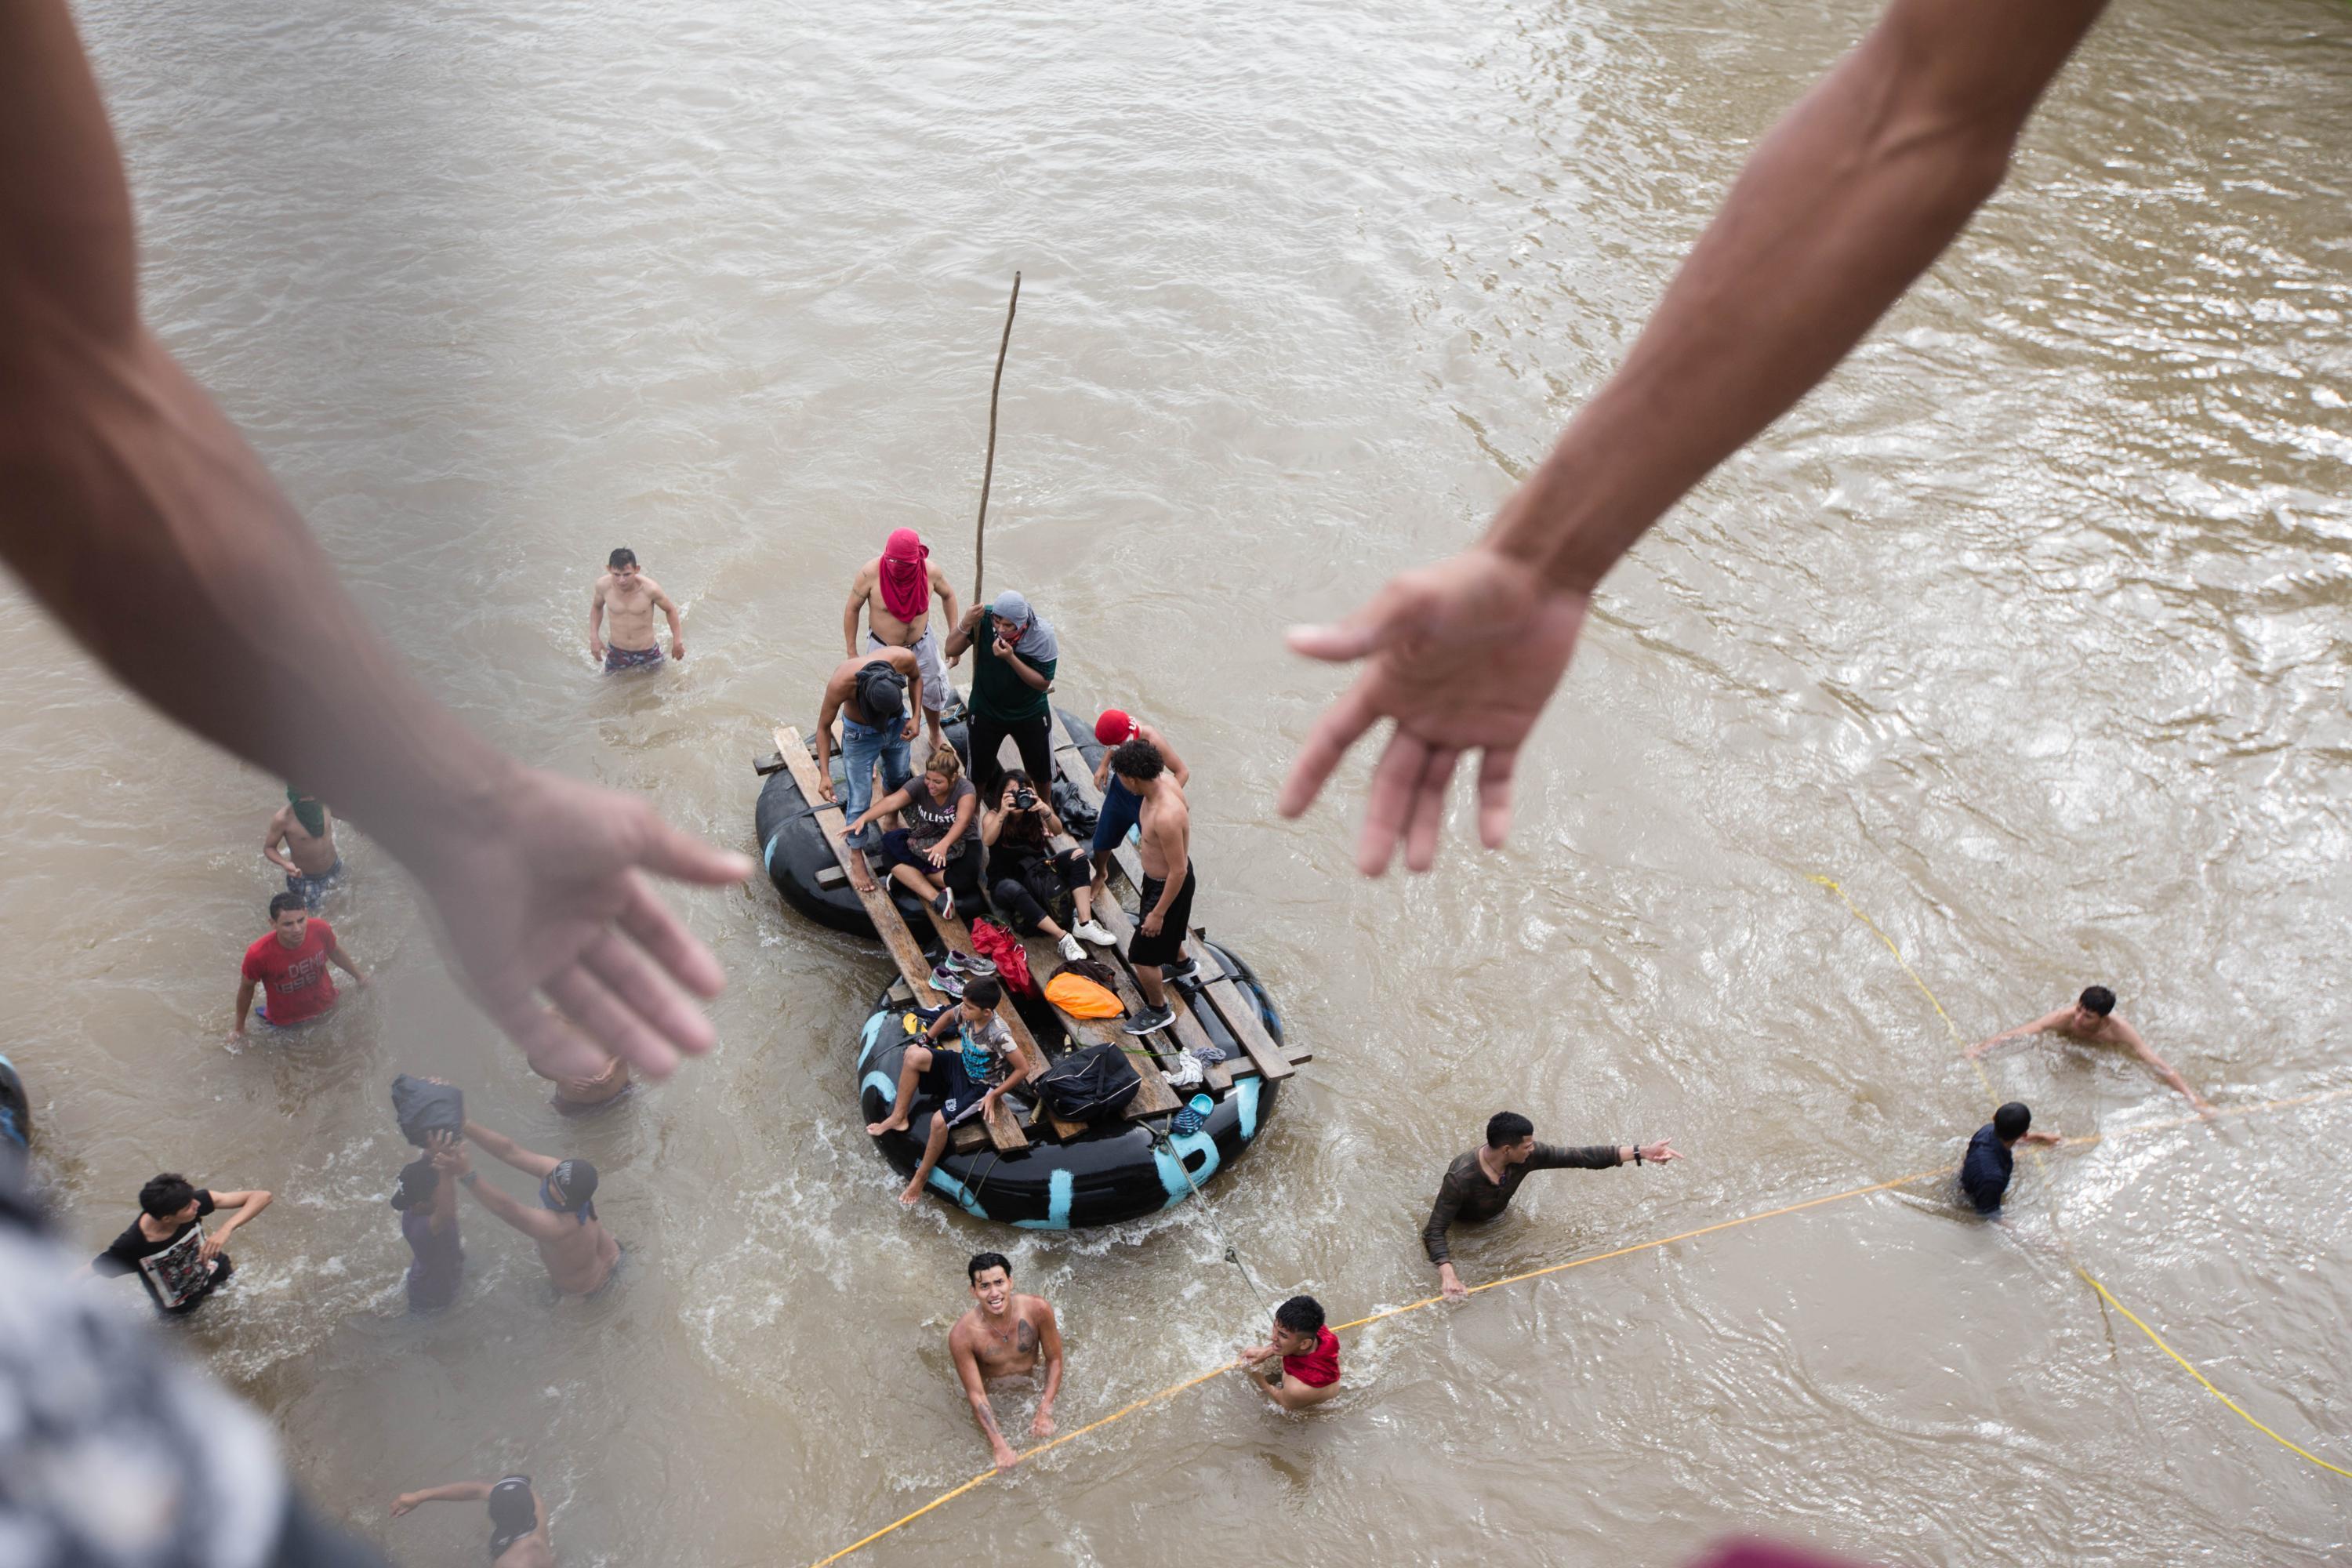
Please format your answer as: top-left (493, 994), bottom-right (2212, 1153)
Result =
top-left (1425, 1112), bottom-right (1679, 1299)
top-left (1958, 1101), bottom-right (2060, 1214)
top-left (86, 1172), bottom-right (274, 1314)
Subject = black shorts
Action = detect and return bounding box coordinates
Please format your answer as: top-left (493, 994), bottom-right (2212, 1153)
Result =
top-left (1129, 866), bottom-right (1196, 967)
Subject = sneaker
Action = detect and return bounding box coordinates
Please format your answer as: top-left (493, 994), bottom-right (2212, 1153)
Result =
top-left (1123, 1004), bottom-right (1175, 1036)
top-left (927, 964), bottom-right (965, 1000)
top-left (1071, 919), bottom-right (1116, 946)
top-left (1163, 956), bottom-right (1200, 985)
top-left (1057, 933), bottom-right (1086, 964)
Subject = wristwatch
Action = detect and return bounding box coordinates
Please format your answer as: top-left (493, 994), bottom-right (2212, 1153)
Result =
top-left (1632, 1145), bottom-right (1642, 1166)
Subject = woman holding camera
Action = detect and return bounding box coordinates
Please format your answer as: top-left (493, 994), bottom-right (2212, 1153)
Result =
top-left (982, 771), bottom-right (1117, 961)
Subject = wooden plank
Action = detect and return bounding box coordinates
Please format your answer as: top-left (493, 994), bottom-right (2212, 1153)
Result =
top-left (1020, 931), bottom-right (1182, 1117)
top-left (776, 726), bottom-right (1027, 1152)
top-left (1051, 735), bottom-right (1294, 1083)
top-left (916, 905), bottom-right (1090, 1144)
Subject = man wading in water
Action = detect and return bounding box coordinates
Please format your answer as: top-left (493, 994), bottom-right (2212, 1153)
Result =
top-left (392, 1474), bottom-right (554, 1567)
top-left (1426, 1112), bottom-right (1682, 1301)
top-left (263, 786), bottom-right (343, 909)
top-left (586, 546), bottom-right (684, 673)
top-left (1968, 985), bottom-right (2209, 1112)
top-left (949, 1251), bottom-right (1064, 1472)
top-left (844, 527), bottom-right (960, 752)
top-left (437, 1120), bottom-right (619, 1297)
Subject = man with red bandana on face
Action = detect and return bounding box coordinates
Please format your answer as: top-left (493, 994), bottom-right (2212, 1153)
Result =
top-left (844, 528), bottom-right (961, 750)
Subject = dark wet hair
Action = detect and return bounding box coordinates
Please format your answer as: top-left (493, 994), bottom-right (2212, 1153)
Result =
top-left (389, 1157), bottom-right (437, 1211)
top-left (1486, 1111), bottom-right (1535, 1149)
top-left (2078, 985), bottom-right (2116, 1016)
top-left (968, 1251), bottom-right (1011, 1283)
top-left (140, 1173), bottom-right (198, 1218)
top-left (1994, 1102), bottom-right (2033, 1141)
top-left (608, 547), bottom-right (637, 569)
top-left (1275, 1295), bottom-right (1325, 1335)
top-left (1111, 738), bottom-right (1165, 782)
top-left (487, 1476), bottom-right (536, 1535)
top-left (963, 976), bottom-right (1003, 1011)
top-left (268, 891), bottom-right (308, 920)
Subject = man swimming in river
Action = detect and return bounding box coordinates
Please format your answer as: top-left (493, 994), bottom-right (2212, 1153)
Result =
top-left (844, 528), bottom-right (960, 750)
top-left (949, 1251), bottom-right (1065, 1472)
top-left (392, 1474), bottom-right (554, 1566)
top-left (586, 546), bottom-right (684, 672)
top-left (1968, 985), bottom-right (2209, 1112)
top-left (437, 1121), bottom-right (619, 1296)
top-left (1426, 1112), bottom-right (1682, 1300)
top-left (263, 786), bottom-right (343, 910)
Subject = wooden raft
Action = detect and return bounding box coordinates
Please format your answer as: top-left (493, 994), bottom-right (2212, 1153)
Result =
top-left (777, 725), bottom-right (1056, 1152)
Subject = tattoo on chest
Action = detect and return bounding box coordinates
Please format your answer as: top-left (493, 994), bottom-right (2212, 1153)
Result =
top-left (1015, 1319), bottom-right (1037, 1355)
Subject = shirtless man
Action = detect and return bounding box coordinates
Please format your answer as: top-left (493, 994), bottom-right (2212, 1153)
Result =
top-left (844, 528), bottom-right (960, 749)
top-left (392, 1474), bottom-right (554, 1567)
top-left (1110, 738), bottom-right (1192, 1034)
top-left (262, 786), bottom-right (343, 910)
top-left (1968, 985), bottom-right (2209, 1112)
top-left (815, 645), bottom-right (923, 853)
top-left (437, 1121), bottom-right (619, 1296)
top-left (533, 1055), bottom-right (633, 1117)
top-left (949, 1251), bottom-right (1064, 1472)
top-left (1087, 708), bottom-right (1189, 897)
top-left (586, 547), bottom-right (683, 673)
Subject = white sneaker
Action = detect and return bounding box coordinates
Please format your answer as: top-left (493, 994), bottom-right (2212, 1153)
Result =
top-left (1057, 933), bottom-right (1086, 963)
top-left (1072, 920), bottom-right (1116, 946)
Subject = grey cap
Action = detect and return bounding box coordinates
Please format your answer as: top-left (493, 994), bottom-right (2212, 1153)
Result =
top-left (989, 590), bottom-right (1031, 623)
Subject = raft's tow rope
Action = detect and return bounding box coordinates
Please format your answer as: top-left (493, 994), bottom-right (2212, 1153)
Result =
top-left (1808, 874), bottom-right (2352, 1483)
top-left (804, 1074), bottom-right (2350, 1566)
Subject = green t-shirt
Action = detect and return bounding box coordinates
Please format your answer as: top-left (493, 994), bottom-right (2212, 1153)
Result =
top-left (969, 635), bottom-right (1055, 723)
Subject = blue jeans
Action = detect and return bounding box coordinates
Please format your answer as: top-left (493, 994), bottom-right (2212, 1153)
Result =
top-left (840, 716), bottom-right (912, 850)
top-left (1092, 776), bottom-right (1142, 855)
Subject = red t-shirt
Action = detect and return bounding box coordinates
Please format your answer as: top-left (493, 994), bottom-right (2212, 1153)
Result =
top-left (241, 920), bottom-right (339, 1023)
top-left (1283, 1327), bottom-right (1341, 1388)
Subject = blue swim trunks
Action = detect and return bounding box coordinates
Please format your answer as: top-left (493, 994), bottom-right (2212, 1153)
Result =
top-left (603, 643), bottom-right (666, 673)
top-left (284, 858), bottom-right (345, 912)
top-left (1091, 778), bottom-right (1142, 855)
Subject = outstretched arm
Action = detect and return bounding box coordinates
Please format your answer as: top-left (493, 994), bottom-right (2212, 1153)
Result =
top-left (390, 1481), bottom-right (492, 1516)
top-left (1279, 0), bottom-right (2111, 875)
top-left (952, 1332), bottom-right (1022, 1472)
top-left (2114, 1019), bottom-right (2208, 1110)
top-left (1967, 1008), bottom-right (2069, 1058)
top-left (462, 1120), bottom-right (559, 1179)
top-left (0, 0), bottom-right (750, 1085)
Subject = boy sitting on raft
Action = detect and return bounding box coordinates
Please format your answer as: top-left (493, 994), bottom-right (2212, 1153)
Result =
top-left (866, 977), bottom-right (1030, 1207)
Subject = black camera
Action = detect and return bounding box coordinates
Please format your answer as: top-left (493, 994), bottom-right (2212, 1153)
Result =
top-left (1011, 789), bottom-right (1038, 811)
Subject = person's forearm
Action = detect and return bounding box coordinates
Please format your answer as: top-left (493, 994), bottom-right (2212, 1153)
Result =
top-left (968, 1394), bottom-right (1011, 1451)
top-left (1485, 0), bottom-right (2102, 593)
top-left (232, 982), bottom-right (255, 1030)
top-left (2, 336), bottom-right (518, 873)
top-left (1150, 853), bottom-right (1187, 916)
top-left (461, 1120), bottom-right (529, 1168)
top-left (586, 604), bottom-right (603, 652)
top-left (263, 846), bottom-right (298, 873)
top-left (842, 598), bottom-right (861, 657)
top-left (1423, 1192), bottom-right (1459, 1265)
top-left (1007, 655), bottom-right (1048, 691)
top-left (1039, 1355), bottom-right (1062, 1411)
top-left (459, 1175), bottom-right (538, 1234)
top-left (408, 1483), bottom-right (492, 1505)
top-left (664, 604), bottom-right (683, 641)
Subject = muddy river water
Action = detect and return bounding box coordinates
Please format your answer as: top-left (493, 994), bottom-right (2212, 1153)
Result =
top-left (8, 0), bottom-right (2350, 1562)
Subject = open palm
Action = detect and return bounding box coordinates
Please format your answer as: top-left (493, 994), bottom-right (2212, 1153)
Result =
top-left (1280, 546), bottom-right (1588, 874)
top-left (408, 767), bottom-right (750, 1080)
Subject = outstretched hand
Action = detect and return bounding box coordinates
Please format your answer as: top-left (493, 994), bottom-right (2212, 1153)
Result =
top-left (1280, 546), bottom-right (1589, 874)
top-left (403, 766), bottom-right (750, 1083)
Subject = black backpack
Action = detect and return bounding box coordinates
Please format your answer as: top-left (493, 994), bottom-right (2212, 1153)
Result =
top-left (1034, 1041), bottom-right (1141, 1123)
top-left (390, 1073), bottom-right (465, 1148)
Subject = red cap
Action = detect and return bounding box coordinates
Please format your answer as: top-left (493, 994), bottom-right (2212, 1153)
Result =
top-left (1094, 709), bottom-right (1138, 746)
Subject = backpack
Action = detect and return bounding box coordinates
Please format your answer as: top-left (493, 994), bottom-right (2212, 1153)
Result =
top-left (1034, 1041), bottom-right (1142, 1123)
top-left (1044, 971), bottom-right (1123, 1019)
top-left (390, 1074), bottom-right (465, 1148)
top-left (967, 919), bottom-right (1036, 996)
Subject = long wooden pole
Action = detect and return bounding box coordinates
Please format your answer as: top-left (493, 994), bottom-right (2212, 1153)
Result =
top-left (973, 271), bottom-right (1020, 607)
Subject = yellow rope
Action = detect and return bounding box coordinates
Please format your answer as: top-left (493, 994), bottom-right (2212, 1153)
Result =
top-left (1809, 875), bottom-right (2350, 1484)
top-left (798, 887), bottom-right (2347, 1566)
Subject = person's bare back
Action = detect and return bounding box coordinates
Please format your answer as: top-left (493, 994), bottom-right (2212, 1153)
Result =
top-left (532, 1218), bottom-right (620, 1297)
